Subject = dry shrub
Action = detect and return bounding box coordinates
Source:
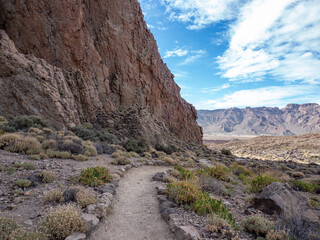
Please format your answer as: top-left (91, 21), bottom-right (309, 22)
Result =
top-left (41, 140), bottom-right (57, 150)
top-left (9, 229), bottom-right (48, 240)
top-left (83, 144), bottom-right (97, 157)
top-left (143, 152), bottom-right (152, 159)
top-left (266, 229), bottom-right (290, 240)
top-left (0, 217), bottom-right (19, 240)
top-left (41, 204), bottom-right (88, 240)
top-left (0, 134), bottom-right (40, 154)
top-left (76, 189), bottom-right (97, 208)
top-left (161, 156), bottom-right (176, 165)
top-left (111, 156), bottom-right (131, 165)
top-left (41, 171), bottom-right (56, 183)
top-left (29, 127), bottom-right (43, 135)
top-left (14, 179), bottom-right (31, 189)
top-left (72, 154), bottom-right (89, 162)
top-left (242, 215), bottom-right (274, 237)
top-left (206, 215), bottom-right (236, 239)
top-left (43, 190), bottom-right (63, 204)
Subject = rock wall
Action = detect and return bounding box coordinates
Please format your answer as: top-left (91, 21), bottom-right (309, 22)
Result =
top-left (0, 0), bottom-right (202, 144)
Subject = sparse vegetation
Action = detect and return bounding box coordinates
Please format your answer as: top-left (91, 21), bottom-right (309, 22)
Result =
top-left (79, 166), bottom-right (113, 187)
top-left (0, 217), bottom-right (19, 240)
top-left (43, 190), bottom-right (63, 204)
top-left (174, 165), bottom-right (195, 180)
top-left (41, 171), bottom-right (56, 183)
top-left (72, 154), bottom-right (89, 161)
top-left (242, 215), bottom-right (274, 237)
top-left (0, 115), bottom-right (49, 133)
top-left (290, 180), bottom-right (318, 193)
top-left (22, 162), bottom-right (36, 170)
top-left (41, 204), bottom-right (88, 240)
top-left (14, 179), bottom-right (31, 189)
top-left (71, 124), bottom-right (118, 143)
top-left (206, 165), bottom-right (230, 182)
top-left (250, 175), bottom-right (279, 192)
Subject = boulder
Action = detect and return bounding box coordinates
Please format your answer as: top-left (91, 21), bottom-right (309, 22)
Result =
top-left (65, 232), bottom-right (86, 240)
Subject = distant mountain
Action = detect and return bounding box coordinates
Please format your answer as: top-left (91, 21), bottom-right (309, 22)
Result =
top-left (197, 103), bottom-right (320, 136)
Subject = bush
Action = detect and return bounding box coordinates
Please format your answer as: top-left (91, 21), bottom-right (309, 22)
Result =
top-left (57, 141), bottom-right (84, 155)
top-left (76, 189), bottom-right (97, 208)
top-left (79, 166), bottom-right (113, 187)
top-left (290, 180), bottom-right (318, 193)
top-left (71, 125), bottom-right (118, 143)
top-left (41, 171), bottom-right (56, 183)
top-left (0, 115), bottom-right (49, 132)
top-left (84, 145), bottom-right (98, 157)
top-left (46, 150), bottom-right (71, 159)
top-left (41, 204), bottom-right (88, 240)
top-left (242, 216), bottom-right (274, 237)
top-left (22, 162), bottom-right (36, 170)
top-left (9, 229), bottom-right (48, 240)
top-left (0, 116), bottom-right (7, 123)
top-left (29, 155), bottom-right (41, 160)
top-left (43, 190), bottom-right (63, 204)
top-left (206, 215), bottom-right (235, 238)
top-left (174, 165), bottom-right (195, 180)
top-left (41, 140), bottom-right (57, 150)
top-left (72, 154), bottom-right (89, 162)
top-left (251, 175), bottom-right (278, 192)
top-left (111, 157), bottom-right (131, 165)
top-left (14, 179), bottom-right (31, 188)
top-left (230, 163), bottom-right (253, 177)
top-left (221, 148), bottom-right (232, 155)
top-left (206, 165), bottom-right (230, 182)
top-left (167, 181), bottom-right (234, 225)
top-left (167, 181), bottom-right (202, 205)
top-left (0, 134), bottom-right (41, 154)
top-left (0, 217), bottom-right (19, 240)
top-left (266, 229), bottom-right (289, 240)
top-left (100, 142), bottom-right (116, 154)
top-left (155, 144), bottom-right (179, 155)
top-left (125, 139), bottom-right (149, 153)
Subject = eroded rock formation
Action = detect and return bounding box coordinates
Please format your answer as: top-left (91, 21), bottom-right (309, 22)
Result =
top-left (0, 0), bottom-right (202, 144)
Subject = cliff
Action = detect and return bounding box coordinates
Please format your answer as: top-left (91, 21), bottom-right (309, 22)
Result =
top-left (0, 0), bottom-right (202, 144)
top-left (198, 104), bottom-right (320, 136)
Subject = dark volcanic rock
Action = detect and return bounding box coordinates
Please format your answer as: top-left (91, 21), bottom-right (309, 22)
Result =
top-left (0, 0), bottom-right (202, 145)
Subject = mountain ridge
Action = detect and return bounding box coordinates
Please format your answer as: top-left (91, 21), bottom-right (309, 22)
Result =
top-left (198, 103), bottom-right (320, 136)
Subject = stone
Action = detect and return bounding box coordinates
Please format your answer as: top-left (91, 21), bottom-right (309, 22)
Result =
top-left (65, 232), bottom-right (86, 240)
top-left (0, 0), bottom-right (202, 145)
top-left (82, 213), bottom-right (100, 229)
top-left (86, 202), bottom-right (110, 219)
top-left (152, 172), bottom-right (165, 182)
top-left (174, 225), bottom-right (201, 240)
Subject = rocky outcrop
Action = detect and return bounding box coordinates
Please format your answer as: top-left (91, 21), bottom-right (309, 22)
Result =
top-left (198, 104), bottom-right (320, 137)
top-left (0, 0), bottom-right (202, 144)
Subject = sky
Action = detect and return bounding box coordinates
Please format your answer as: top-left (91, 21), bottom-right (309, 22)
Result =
top-left (138, 0), bottom-right (320, 110)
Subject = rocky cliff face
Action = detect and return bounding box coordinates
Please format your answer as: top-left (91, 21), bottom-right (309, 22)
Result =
top-left (0, 0), bottom-right (202, 144)
top-left (198, 104), bottom-right (320, 136)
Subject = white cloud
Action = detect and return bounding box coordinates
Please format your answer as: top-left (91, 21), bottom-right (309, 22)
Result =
top-left (201, 83), bottom-right (231, 93)
top-left (218, 0), bottom-right (320, 83)
top-left (164, 48), bottom-right (189, 58)
top-left (179, 50), bottom-right (206, 65)
top-left (199, 85), bottom-right (319, 109)
top-left (160, 0), bottom-right (242, 29)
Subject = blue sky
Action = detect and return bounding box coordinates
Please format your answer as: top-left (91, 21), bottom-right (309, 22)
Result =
top-left (138, 0), bottom-right (320, 110)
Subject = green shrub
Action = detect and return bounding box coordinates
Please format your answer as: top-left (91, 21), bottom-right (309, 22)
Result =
top-left (155, 144), bottom-right (179, 155)
top-left (6, 166), bottom-right (16, 175)
top-left (250, 175), bottom-right (278, 192)
top-left (57, 141), bottom-right (84, 155)
top-left (206, 166), bottom-right (230, 182)
top-left (125, 139), bottom-right (149, 153)
top-left (0, 217), bottom-right (19, 240)
top-left (230, 163), bottom-right (253, 176)
top-left (8, 229), bottom-right (48, 240)
top-left (167, 181), bottom-right (234, 225)
top-left (174, 165), bottom-right (195, 180)
top-left (79, 167), bottom-right (113, 187)
top-left (41, 204), bottom-right (88, 240)
top-left (0, 115), bottom-right (49, 132)
top-left (72, 154), bottom-right (89, 161)
top-left (22, 162), bottom-right (36, 170)
top-left (290, 180), bottom-right (318, 193)
top-left (221, 148), bottom-right (232, 155)
top-left (71, 125), bottom-right (118, 143)
top-left (41, 171), bottom-right (56, 183)
top-left (242, 216), bottom-right (274, 237)
top-left (14, 179), bottom-right (31, 188)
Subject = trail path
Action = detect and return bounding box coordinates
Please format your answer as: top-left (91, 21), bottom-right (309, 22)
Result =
top-left (89, 166), bottom-right (176, 240)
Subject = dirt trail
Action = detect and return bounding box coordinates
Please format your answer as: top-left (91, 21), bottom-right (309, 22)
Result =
top-left (89, 166), bottom-right (175, 240)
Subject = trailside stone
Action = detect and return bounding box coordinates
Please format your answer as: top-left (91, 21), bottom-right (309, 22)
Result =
top-left (174, 225), bottom-right (201, 240)
top-left (65, 232), bottom-right (86, 240)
